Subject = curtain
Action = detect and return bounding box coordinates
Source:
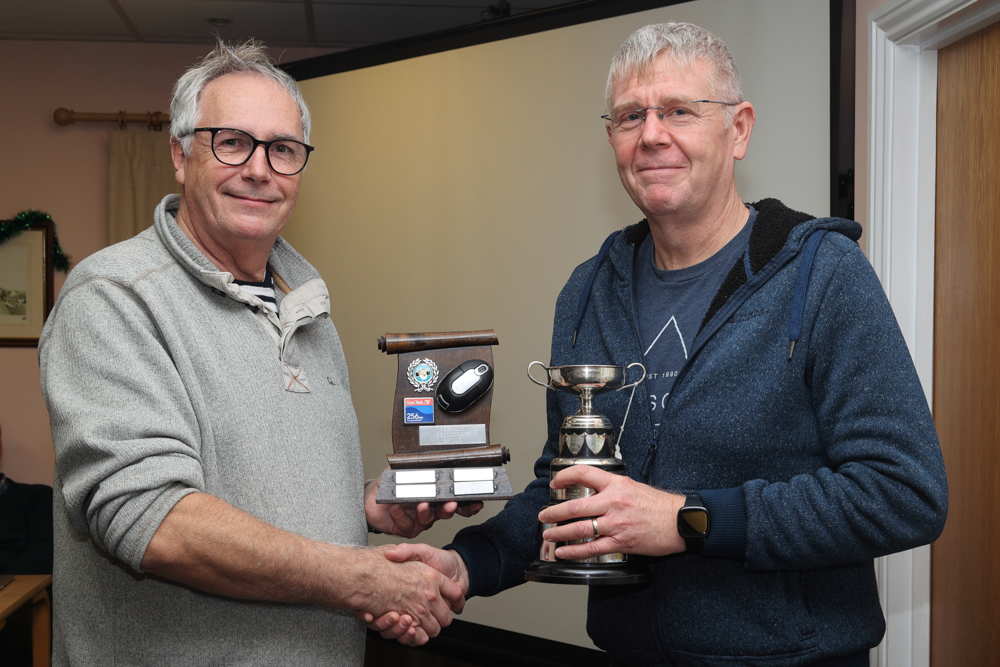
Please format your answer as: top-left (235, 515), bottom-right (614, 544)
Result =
top-left (108, 130), bottom-right (180, 245)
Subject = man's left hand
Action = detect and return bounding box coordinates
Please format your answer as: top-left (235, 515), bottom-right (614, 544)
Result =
top-left (364, 468), bottom-right (483, 538)
top-left (538, 465), bottom-right (687, 559)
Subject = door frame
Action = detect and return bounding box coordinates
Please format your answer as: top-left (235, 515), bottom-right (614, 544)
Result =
top-left (866, 0), bottom-right (1000, 665)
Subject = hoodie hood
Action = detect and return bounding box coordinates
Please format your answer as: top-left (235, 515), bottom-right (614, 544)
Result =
top-left (571, 198), bottom-right (863, 356)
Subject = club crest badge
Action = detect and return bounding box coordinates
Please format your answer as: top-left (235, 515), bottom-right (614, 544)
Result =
top-left (407, 358), bottom-right (439, 392)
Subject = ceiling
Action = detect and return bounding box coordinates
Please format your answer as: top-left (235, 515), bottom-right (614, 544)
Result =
top-left (0, 0), bottom-right (573, 52)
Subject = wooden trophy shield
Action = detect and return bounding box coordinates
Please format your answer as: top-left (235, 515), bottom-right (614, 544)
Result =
top-left (375, 331), bottom-right (514, 504)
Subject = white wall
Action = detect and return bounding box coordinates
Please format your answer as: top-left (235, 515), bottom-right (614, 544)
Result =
top-left (285, 0), bottom-right (830, 649)
top-left (855, 0), bottom-right (891, 256)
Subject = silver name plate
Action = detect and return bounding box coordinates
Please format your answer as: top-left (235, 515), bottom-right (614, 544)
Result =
top-left (394, 469), bottom-right (436, 484)
top-left (394, 483), bottom-right (438, 499)
top-left (452, 468), bottom-right (495, 482)
top-left (453, 480), bottom-right (495, 496)
top-left (418, 424), bottom-right (487, 446)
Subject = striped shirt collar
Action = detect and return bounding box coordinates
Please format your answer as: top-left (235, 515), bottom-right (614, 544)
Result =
top-left (233, 266), bottom-right (278, 314)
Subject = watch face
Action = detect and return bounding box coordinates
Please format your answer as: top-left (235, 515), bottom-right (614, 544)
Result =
top-left (678, 507), bottom-right (709, 537)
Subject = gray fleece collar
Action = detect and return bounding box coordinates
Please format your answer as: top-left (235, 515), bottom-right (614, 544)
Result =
top-left (152, 194), bottom-right (327, 307)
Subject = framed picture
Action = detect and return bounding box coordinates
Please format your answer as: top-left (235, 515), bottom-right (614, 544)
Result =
top-left (0, 219), bottom-right (54, 346)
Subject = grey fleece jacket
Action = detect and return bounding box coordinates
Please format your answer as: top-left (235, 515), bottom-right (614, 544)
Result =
top-left (39, 195), bottom-right (367, 666)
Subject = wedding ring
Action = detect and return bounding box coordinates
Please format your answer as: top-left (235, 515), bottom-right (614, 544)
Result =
top-left (592, 518), bottom-right (600, 538)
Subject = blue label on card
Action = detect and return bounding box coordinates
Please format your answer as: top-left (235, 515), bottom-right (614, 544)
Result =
top-left (404, 397), bottom-right (435, 424)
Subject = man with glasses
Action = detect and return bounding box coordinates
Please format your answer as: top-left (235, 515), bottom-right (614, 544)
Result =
top-left (369, 22), bottom-right (948, 666)
top-left (39, 41), bottom-right (473, 665)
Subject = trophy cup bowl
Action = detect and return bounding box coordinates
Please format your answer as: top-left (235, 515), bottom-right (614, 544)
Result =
top-left (525, 362), bottom-right (651, 585)
top-left (543, 364), bottom-right (627, 390)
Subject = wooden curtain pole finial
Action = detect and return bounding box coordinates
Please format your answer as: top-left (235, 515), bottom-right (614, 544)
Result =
top-left (53, 108), bottom-right (75, 126)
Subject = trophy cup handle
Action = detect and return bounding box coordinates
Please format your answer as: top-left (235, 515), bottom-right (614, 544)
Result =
top-left (619, 362), bottom-right (647, 391)
top-left (527, 361), bottom-right (553, 389)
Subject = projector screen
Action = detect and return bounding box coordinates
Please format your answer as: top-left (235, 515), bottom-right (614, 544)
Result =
top-left (285, 0), bottom-right (829, 649)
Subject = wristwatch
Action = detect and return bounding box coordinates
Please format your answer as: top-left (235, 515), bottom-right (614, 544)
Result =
top-left (677, 493), bottom-right (710, 554)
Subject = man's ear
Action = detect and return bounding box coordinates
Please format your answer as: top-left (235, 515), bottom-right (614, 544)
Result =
top-left (170, 137), bottom-right (187, 186)
top-left (731, 101), bottom-right (755, 161)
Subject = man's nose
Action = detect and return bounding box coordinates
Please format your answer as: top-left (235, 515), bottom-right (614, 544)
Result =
top-left (241, 144), bottom-right (272, 179)
top-left (638, 112), bottom-right (672, 148)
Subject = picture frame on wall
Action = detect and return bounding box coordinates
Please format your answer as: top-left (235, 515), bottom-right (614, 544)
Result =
top-left (0, 219), bottom-right (54, 347)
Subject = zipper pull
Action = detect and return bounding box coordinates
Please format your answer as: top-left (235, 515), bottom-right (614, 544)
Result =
top-left (640, 443), bottom-right (657, 480)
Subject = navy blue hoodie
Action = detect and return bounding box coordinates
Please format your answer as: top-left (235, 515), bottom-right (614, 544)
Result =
top-left (449, 199), bottom-right (947, 666)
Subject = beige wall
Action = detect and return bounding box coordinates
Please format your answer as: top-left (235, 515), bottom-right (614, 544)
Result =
top-left (288, 0), bottom-right (830, 648)
top-left (0, 40), bottom-right (334, 485)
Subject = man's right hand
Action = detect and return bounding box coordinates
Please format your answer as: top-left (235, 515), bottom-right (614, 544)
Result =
top-left (350, 544), bottom-right (465, 641)
top-left (357, 544), bottom-right (470, 646)
top-left (140, 493), bottom-right (463, 644)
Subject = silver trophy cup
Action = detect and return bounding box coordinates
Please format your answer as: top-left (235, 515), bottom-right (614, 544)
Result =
top-left (524, 362), bottom-right (652, 585)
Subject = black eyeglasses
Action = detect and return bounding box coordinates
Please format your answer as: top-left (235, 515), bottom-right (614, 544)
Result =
top-left (187, 127), bottom-right (315, 175)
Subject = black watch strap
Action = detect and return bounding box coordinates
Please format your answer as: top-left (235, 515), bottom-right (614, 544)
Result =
top-left (677, 493), bottom-right (709, 554)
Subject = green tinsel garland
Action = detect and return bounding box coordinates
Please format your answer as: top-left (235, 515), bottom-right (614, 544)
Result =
top-left (0, 210), bottom-right (70, 272)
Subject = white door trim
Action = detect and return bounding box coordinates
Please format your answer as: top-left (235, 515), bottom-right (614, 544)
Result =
top-left (867, 1), bottom-right (1000, 665)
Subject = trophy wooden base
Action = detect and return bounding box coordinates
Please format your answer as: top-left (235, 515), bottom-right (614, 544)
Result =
top-left (525, 559), bottom-right (652, 585)
top-left (375, 465), bottom-right (514, 504)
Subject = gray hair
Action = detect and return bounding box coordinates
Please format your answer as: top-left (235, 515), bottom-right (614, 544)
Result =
top-left (606, 23), bottom-right (743, 125)
top-left (170, 39), bottom-right (311, 154)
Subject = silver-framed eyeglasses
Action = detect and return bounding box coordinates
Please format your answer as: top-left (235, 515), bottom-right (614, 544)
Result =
top-left (601, 100), bottom-right (738, 135)
top-left (187, 127), bottom-right (315, 175)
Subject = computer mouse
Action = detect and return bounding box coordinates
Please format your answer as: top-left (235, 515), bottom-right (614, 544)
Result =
top-left (436, 359), bottom-right (494, 413)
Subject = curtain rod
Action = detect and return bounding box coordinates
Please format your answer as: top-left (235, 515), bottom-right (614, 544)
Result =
top-left (53, 108), bottom-right (170, 131)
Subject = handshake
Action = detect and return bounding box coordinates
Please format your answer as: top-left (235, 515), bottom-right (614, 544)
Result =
top-left (355, 463), bottom-right (689, 646)
top-left (354, 542), bottom-right (469, 647)
top-left (355, 473), bottom-right (481, 646)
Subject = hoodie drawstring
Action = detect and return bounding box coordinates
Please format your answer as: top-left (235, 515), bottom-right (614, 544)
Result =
top-left (572, 230), bottom-right (620, 347)
top-left (787, 229), bottom-right (827, 360)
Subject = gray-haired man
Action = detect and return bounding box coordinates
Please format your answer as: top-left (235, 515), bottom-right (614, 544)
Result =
top-left (39, 41), bottom-right (474, 665)
top-left (368, 22), bottom-right (948, 667)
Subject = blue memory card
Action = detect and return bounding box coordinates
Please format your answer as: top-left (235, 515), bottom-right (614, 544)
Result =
top-left (403, 397), bottom-right (435, 424)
